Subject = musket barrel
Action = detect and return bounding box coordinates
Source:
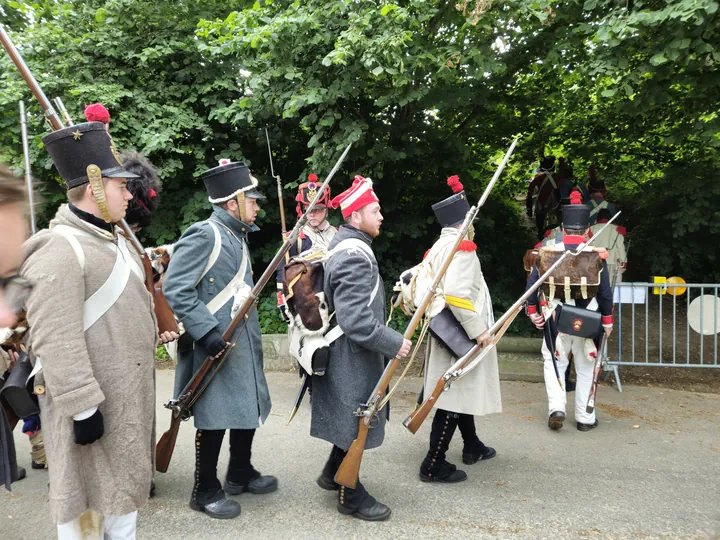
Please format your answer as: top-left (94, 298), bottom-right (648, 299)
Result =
top-left (19, 101), bottom-right (37, 234)
top-left (1, 25), bottom-right (64, 131)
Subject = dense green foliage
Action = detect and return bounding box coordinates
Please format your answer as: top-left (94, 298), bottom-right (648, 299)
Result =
top-left (1, 0), bottom-right (718, 334)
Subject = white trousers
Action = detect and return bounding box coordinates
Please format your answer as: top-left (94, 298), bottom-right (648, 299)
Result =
top-left (57, 510), bottom-right (137, 540)
top-left (541, 332), bottom-right (598, 425)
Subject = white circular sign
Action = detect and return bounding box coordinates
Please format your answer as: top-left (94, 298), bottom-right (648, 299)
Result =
top-left (688, 295), bottom-right (720, 335)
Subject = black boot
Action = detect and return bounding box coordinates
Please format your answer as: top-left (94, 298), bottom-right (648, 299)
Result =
top-left (317, 445), bottom-right (344, 491)
top-left (224, 429), bottom-right (278, 495)
top-left (190, 429), bottom-right (241, 519)
top-left (457, 414), bottom-right (496, 465)
top-left (419, 410), bottom-right (467, 483)
top-left (548, 411), bottom-right (565, 431)
top-left (337, 481), bottom-right (391, 521)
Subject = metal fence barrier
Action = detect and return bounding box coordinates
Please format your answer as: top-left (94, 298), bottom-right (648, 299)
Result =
top-left (606, 282), bottom-right (719, 391)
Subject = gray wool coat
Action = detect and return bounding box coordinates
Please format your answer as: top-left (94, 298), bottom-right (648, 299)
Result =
top-left (310, 225), bottom-right (405, 451)
top-left (163, 206), bottom-right (271, 430)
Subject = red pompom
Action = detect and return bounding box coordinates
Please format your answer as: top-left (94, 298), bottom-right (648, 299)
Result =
top-left (459, 240), bottom-right (477, 252)
top-left (569, 188), bottom-right (583, 205)
top-left (308, 173), bottom-right (318, 182)
top-left (447, 175), bottom-right (463, 194)
top-left (149, 189), bottom-right (157, 198)
top-left (84, 103), bottom-right (110, 123)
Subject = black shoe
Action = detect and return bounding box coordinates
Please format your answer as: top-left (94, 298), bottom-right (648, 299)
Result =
top-left (149, 480), bottom-right (156, 498)
top-left (31, 460), bottom-right (47, 470)
top-left (419, 461), bottom-right (468, 484)
top-left (548, 411), bottom-right (565, 431)
top-left (337, 501), bottom-right (391, 521)
top-left (14, 466), bottom-right (26, 482)
top-left (577, 419), bottom-right (599, 432)
top-left (462, 446), bottom-right (497, 465)
top-left (224, 475), bottom-right (278, 495)
top-left (317, 474), bottom-right (339, 491)
top-left (190, 494), bottom-right (241, 519)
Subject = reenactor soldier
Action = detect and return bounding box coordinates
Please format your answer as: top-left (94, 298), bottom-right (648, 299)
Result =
top-left (311, 176), bottom-right (411, 521)
top-left (589, 208), bottom-right (627, 283)
top-left (524, 190), bottom-right (614, 432)
top-left (418, 176), bottom-right (501, 484)
top-left (276, 174), bottom-right (336, 321)
top-left (21, 122), bottom-right (177, 538)
top-left (163, 159), bottom-right (276, 520)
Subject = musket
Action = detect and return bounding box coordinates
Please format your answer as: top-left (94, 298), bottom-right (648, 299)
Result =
top-left (586, 248), bottom-right (625, 413)
top-left (404, 211), bottom-right (622, 434)
top-left (0, 26), bottom-right (64, 131)
top-left (334, 138), bottom-right (519, 489)
top-left (19, 101), bottom-right (36, 234)
top-left (1, 26), bottom-right (178, 335)
top-left (156, 142), bottom-right (353, 473)
top-left (540, 290), bottom-right (562, 389)
top-left (265, 128), bottom-right (287, 237)
top-left (52, 97), bottom-right (74, 126)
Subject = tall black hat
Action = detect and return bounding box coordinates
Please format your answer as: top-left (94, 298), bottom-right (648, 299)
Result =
top-left (539, 155), bottom-right (556, 171)
top-left (202, 159), bottom-right (266, 203)
top-left (562, 189), bottom-right (590, 230)
top-left (432, 175), bottom-right (470, 227)
top-left (42, 122), bottom-right (138, 189)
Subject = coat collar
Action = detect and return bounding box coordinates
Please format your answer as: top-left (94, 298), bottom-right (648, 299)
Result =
top-left (336, 224), bottom-right (373, 246)
top-left (51, 204), bottom-right (118, 241)
top-left (211, 205), bottom-right (259, 238)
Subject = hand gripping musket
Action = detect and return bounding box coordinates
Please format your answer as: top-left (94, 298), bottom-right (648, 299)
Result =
top-left (265, 128), bottom-right (287, 238)
top-left (155, 142), bottom-right (352, 473)
top-left (404, 211), bottom-right (623, 434)
top-left (1, 28), bottom-right (179, 335)
top-left (333, 138), bottom-right (519, 490)
top-left (19, 101), bottom-right (37, 234)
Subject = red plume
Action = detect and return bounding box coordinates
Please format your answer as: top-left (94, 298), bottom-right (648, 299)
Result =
top-left (569, 188), bottom-right (583, 205)
top-left (589, 164), bottom-right (597, 181)
top-left (447, 175), bottom-right (463, 193)
top-left (308, 173), bottom-right (318, 182)
top-left (84, 103), bottom-right (110, 123)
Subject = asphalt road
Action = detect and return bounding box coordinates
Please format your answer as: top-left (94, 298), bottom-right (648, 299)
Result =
top-left (2, 371), bottom-right (719, 539)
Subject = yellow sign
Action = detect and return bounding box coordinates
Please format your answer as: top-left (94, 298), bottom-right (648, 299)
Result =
top-left (652, 276), bottom-right (686, 296)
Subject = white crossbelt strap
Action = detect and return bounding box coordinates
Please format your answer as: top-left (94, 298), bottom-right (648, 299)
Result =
top-left (589, 200), bottom-right (608, 218)
top-left (205, 236), bottom-right (250, 316)
top-left (327, 238), bottom-right (380, 307)
top-left (540, 171), bottom-right (557, 190)
top-left (196, 221), bottom-right (223, 286)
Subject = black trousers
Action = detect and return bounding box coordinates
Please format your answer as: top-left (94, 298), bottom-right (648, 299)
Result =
top-left (193, 428), bottom-right (257, 503)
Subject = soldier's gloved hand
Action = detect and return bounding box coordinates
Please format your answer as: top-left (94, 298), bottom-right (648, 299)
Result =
top-left (200, 330), bottom-right (229, 358)
top-left (73, 410), bottom-right (104, 446)
top-left (279, 304), bottom-right (291, 324)
top-left (530, 312), bottom-right (545, 329)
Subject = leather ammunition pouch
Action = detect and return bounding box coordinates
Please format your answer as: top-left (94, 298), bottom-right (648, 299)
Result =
top-left (556, 305), bottom-right (602, 339)
top-left (428, 308), bottom-right (475, 359)
top-left (0, 352), bottom-right (39, 419)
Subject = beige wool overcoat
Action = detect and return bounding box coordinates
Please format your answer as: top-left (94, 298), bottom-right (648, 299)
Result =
top-left (423, 228), bottom-right (503, 416)
top-left (22, 204), bottom-right (157, 525)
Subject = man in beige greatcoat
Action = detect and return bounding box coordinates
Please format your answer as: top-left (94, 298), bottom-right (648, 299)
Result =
top-left (419, 175), bottom-right (502, 483)
top-left (21, 122), bottom-right (177, 538)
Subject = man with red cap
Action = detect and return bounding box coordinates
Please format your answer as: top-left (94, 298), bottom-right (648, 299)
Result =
top-left (275, 173), bottom-right (336, 321)
top-left (310, 175), bottom-right (411, 522)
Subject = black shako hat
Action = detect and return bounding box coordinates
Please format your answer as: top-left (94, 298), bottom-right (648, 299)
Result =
top-left (432, 175), bottom-right (471, 228)
top-left (202, 160), bottom-right (266, 203)
top-left (562, 189), bottom-right (590, 230)
top-left (42, 122), bottom-right (138, 189)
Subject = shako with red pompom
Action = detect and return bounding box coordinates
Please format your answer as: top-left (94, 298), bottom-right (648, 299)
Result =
top-left (431, 174), bottom-right (471, 227)
top-left (294, 172), bottom-right (331, 218)
top-left (561, 186), bottom-right (591, 231)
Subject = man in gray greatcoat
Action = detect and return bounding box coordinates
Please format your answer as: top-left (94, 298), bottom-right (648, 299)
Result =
top-left (311, 175), bottom-right (411, 522)
top-left (163, 160), bottom-right (276, 520)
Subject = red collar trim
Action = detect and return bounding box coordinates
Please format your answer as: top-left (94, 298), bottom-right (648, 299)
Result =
top-left (563, 235), bottom-right (586, 244)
